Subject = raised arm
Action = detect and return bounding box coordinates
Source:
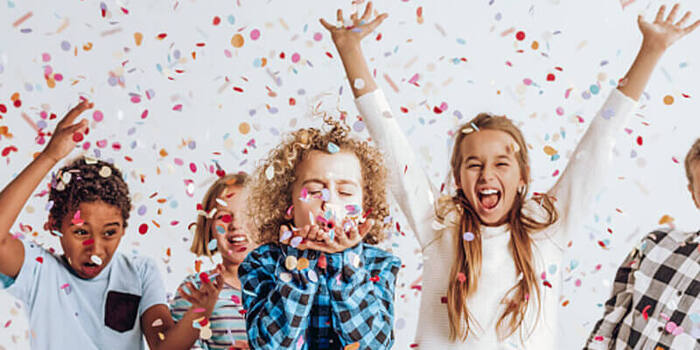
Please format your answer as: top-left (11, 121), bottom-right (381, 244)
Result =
top-left (548, 4), bottom-right (699, 239)
top-left (0, 100), bottom-right (92, 278)
top-left (321, 2), bottom-right (440, 248)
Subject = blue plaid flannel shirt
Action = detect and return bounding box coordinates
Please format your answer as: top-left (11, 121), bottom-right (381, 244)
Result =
top-left (239, 242), bottom-right (401, 350)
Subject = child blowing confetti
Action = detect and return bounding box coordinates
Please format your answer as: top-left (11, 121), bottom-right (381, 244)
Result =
top-left (0, 100), bottom-right (224, 350)
top-left (239, 115), bottom-right (401, 349)
top-left (321, 1), bottom-right (699, 348)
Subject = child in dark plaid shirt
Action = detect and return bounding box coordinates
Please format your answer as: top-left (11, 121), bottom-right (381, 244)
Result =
top-left (585, 138), bottom-right (700, 349)
top-left (238, 115), bottom-right (401, 349)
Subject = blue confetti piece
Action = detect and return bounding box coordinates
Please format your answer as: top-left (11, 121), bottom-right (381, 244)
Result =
top-left (327, 142), bottom-right (340, 154)
top-left (216, 225), bottom-right (226, 234)
top-left (208, 239), bottom-right (218, 251)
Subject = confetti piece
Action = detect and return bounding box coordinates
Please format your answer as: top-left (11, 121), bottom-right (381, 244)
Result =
top-left (239, 122), bottom-right (250, 134)
top-left (265, 165), bottom-right (275, 180)
top-left (13, 12), bottom-right (33, 27)
top-left (99, 165), bottom-right (112, 177)
top-left (297, 257), bottom-right (309, 270)
top-left (663, 95), bottom-right (674, 105)
top-left (462, 232), bottom-right (475, 241)
top-left (207, 239), bottom-right (218, 251)
top-left (457, 272), bottom-right (466, 283)
top-left (231, 34), bottom-right (244, 48)
top-left (71, 210), bottom-right (84, 226)
top-left (658, 215), bottom-right (674, 225)
top-left (353, 78), bottom-right (365, 90)
top-left (515, 30), bottom-right (525, 41)
top-left (90, 255), bottom-right (102, 265)
top-left (327, 142), bottom-right (340, 154)
top-left (152, 318), bottom-right (163, 327)
top-left (285, 255), bottom-right (297, 270)
top-left (139, 223), bottom-right (148, 234)
top-left (134, 32), bottom-right (143, 46)
top-left (344, 343), bottom-right (360, 350)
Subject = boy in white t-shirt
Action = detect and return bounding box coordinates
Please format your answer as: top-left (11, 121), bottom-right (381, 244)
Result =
top-left (0, 100), bottom-right (224, 349)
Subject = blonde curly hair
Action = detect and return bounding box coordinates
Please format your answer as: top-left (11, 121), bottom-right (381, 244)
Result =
top-left (248, 117), bottom-right (390, 245)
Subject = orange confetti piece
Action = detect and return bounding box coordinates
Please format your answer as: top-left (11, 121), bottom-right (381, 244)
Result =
top-left (663, 95), bottom-right (674, 105)
top-left (658, 215), bottom-right (674, 225)
top-left (134, 32), bottom-right (143, 46)
top-left (543, 145), bottom-right (557, 156)
top-left (231, 34), bottom-right (244, 48)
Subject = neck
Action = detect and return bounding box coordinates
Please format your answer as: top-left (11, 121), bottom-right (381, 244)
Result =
top-left (221, 260), bottom-right (241, 289)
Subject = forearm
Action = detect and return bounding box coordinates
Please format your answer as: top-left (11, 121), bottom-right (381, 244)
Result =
top-left (617, 40), bottom-right (665, 101)
top-left (336, 43), bottom-right (378, 98)
top-left (151, 308), bottom-right (209, 350)
top-left (0, 153), bottom-right (57, 240)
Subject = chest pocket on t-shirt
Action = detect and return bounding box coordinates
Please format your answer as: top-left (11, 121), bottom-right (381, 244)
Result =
top-left (105, 290), bottom-right (141, 332)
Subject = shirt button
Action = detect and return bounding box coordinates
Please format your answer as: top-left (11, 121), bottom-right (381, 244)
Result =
top-left (658, 326), bottom-right (664, 332)
top-left (677, 291), bottom-right (682, 296)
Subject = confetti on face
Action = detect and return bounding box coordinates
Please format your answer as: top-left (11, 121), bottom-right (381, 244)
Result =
top-left (90, 255), bottom-right (102, 265)
top-left (71, 210), bottom-right (84, 226)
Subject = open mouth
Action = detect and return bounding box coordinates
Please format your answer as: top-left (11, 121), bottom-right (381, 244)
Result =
top-left (81, 262), bottom-right (102, 277)
top-left (477, 188), bottom-right (501, 210)
top-left (226, 235), bottom-right (249, 246)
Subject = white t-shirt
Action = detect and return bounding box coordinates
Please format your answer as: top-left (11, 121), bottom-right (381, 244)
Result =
top-left (1, 239), bottom-right (166, 349)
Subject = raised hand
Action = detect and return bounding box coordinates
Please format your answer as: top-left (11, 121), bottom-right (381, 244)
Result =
top-left (42, 99), bottom-right (93, 162)
top-left (178, 266), bottom-right (224, 316)
top-left (320, 1), bottom-right (388, 51)
top-left (639, 3), bottom-right (700, 50)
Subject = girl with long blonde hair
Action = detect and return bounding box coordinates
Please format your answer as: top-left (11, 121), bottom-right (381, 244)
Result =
top-left (321, 2), bottom-right (699, 348)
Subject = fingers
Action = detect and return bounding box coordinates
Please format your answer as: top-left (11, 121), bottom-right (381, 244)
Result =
top-left (350, 11), bottom-right (359, 25)
top-left (59, 100), bottom-right (93, 128)
top-left (684, 19), bottom-right (700, 34)
top-left (655, 5), bottom-right (666, 23)
top-left (666, 3), bottom-right (680, 23)
top-left (306, 224), bottom-right (320, 241)
top-left (364, 13), bottom-right (388, 34)
top-left (213, 273), bottom-right (224, 291)
top-left (319, 18), bottom-right (335, 31)
top-left (357, 218), bottom-right (374, 239)
top-left (361, 2), bottom-right (373, 22)
top-left (65, 119), bottom-right (89, 134)
top-left (279, 225), bottom-right (292, 244)
top-left (676, 11), bottom-right (691, 27)
top-left (337, 9), bottom-right (344, 25)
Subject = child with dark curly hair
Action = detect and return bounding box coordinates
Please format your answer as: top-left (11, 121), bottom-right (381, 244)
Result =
top-left (0, 100), bottom-right (224, 350)
top-left (239, 116), bottom-right (401, 349)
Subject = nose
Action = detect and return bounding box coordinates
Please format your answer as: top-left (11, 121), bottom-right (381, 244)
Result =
top-left (89, 236), bottom-right (107, 257)
top-left (479, 165), bottom-right (496, 183)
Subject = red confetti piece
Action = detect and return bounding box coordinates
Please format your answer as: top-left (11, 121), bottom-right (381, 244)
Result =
top-left (594, 336), bottom-right (604, 342)
top-left (0, 104), bottom-right (6, 113)
top-left (636, 136), bottom-right (643, 146)
top-left (515, 31), bottom-right (526, 41)
top-left (139, 223), bottom-right (148, 234)
top-left (1, 146), bottom-right (18, 157)
top-left (3, 320), bottom-right (11, 328)
top-left (543, 280), bottom-right (552, 288)
top-left (400, 107), bottom-right (409, 113)
top-left (642, 304), bottom-right (651, 320)
top-left (325, 52), bottom-right (334, 58)
top-left (13, 99), bottom-right (22, 108)
top-left (369, 275), bottom-right (380, 282)
top-left (212, 16), bottom-right (221, 25)
top-left (72, 132), bottom-right (84, 142)
top-left (233, 86), bottom-right (244, 93)
top-left (199, 271), bottom-right (211, 284)
top-left (35, 257), bottom-right (43, 263)
top-left (318, 253), bottom-right (327, 269)
top-left (83, 239), bottom-right (94, 246)
top-left (546, 73), bottom-right (555, 81)
top-left (172, 104), bottom-right (183, 111)
top-left (289, 97), bottom-right (296, 106)
top-left (156, 33), bottom-right (167, 40)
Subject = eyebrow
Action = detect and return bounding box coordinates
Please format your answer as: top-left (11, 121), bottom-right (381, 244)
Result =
top-left (301, 178), bottom-right (360, 187)
top-left (464, 154), bottom-right (512, 162)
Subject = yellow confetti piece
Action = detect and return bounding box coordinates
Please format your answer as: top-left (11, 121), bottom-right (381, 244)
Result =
top-left (658, 214), bottom-right (674, 225)
top-left (231, 33), bottom-right (244, 48)
top-left (297, 257), bottom-right (309, 270)
top-left (543, 145), bottom-right (558, 156)
top-left (157, 332), bottom-right (165, 341)
top-left (663, 95), bottom-right (674, 105)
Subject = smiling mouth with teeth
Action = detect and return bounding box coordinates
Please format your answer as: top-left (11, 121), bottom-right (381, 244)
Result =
top-left (227, 236), bottom-right (249, 244)
top-left (477, 189), bottom-right (501, 210)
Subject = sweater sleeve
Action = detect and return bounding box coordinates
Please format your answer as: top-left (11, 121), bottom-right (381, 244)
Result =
top-left (355, 88), bottom-right (440, 249)
top-left (547, 88), bottom-right (637, 243)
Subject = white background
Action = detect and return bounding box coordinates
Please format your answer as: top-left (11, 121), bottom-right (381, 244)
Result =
top-left (1, 0), bottom-right (699, 349)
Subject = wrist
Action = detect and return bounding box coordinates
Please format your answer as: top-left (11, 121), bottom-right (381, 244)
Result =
top-left (336, 41), bottom-right (363, 56)
top-left (36, 151), bottom-right (60, 166)
top-left (639, 39), bottom-right (667, 56)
